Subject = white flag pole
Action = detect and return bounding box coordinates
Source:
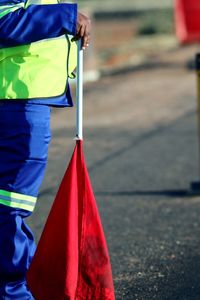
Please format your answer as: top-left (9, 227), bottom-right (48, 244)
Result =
top-left (76, 40), bottom-right (83, 140)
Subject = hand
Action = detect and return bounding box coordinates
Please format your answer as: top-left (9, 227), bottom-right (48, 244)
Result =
top-left (73, 12), bottom-right (91, 50)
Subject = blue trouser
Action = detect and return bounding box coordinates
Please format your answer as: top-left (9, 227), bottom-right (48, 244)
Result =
top-left (0, 102), bottom-right (51, 299)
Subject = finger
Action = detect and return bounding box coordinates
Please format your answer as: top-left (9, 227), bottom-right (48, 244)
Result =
top-left (80, 26), bottom-right (88, 49)
top-left (76, 23), bottom-right (81, 35)
top-left (85, 20), bottom-right (91, 46)
top-left (87, 33), bottom-right (91, 44)
top-left (82, 34), bottom-right (90, 49)
top-left (79, 24), bottom-right (85, 38)
top-left (82, 27), bottom-right (91, 49)
top-left (85, 34), bottom-right (90, 48)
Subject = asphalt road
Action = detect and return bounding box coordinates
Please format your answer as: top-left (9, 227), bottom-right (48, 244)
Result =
top-left (28, 46), bottom-right (200, 300)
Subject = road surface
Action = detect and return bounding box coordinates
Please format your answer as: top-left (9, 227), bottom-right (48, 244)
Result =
top-left (28, 45), bottom-right (200, 300)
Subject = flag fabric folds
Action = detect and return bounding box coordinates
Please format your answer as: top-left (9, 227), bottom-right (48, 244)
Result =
top-left (27, 140), bottom-right (115, 300)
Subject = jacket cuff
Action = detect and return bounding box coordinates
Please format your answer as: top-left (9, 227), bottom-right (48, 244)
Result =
top-left (62, 3), bottom-right (77, 36)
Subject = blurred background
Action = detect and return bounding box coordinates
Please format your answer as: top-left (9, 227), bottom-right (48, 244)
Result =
top-left (77, 0), bottom-right (176, 79)
top-left (29, 1), bottom-right (200, 299)
top-left (74, 0), bottom-right (177, 78)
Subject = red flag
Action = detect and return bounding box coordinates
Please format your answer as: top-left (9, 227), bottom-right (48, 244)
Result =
top-left (27, 140), bottom-right (115, 300)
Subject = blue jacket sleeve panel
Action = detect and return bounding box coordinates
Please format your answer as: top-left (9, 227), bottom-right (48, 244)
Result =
top-left (0, 3), bottom-right (77, 47)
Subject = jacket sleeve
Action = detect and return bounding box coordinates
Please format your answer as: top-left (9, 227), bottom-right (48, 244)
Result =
top-left (0, 3), bottom-right (77, 47)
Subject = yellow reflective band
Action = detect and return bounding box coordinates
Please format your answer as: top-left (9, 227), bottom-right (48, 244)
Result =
top-left (26, 0), bottom-right (57, 5)
top-left (0, 190), bottom-right (37, 212)
top-left (0, 3), bottom-right (24, 19)
top-left (0, 199), bottom-right (35, 212)
top-left (0, 189), bottom-right (36, 203)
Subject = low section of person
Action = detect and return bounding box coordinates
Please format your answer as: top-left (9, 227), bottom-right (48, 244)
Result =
top-left (0, 1), bottom-right (91, 299)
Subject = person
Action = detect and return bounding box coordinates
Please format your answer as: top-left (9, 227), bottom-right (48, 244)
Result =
top-left (0, 0), bottom-right (91, 299)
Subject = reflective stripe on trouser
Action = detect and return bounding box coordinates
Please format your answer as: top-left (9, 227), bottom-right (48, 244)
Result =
top-left (0, 189), bottom-right (37, 212)
top-left (0, 102), bottom-right (51, 299)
